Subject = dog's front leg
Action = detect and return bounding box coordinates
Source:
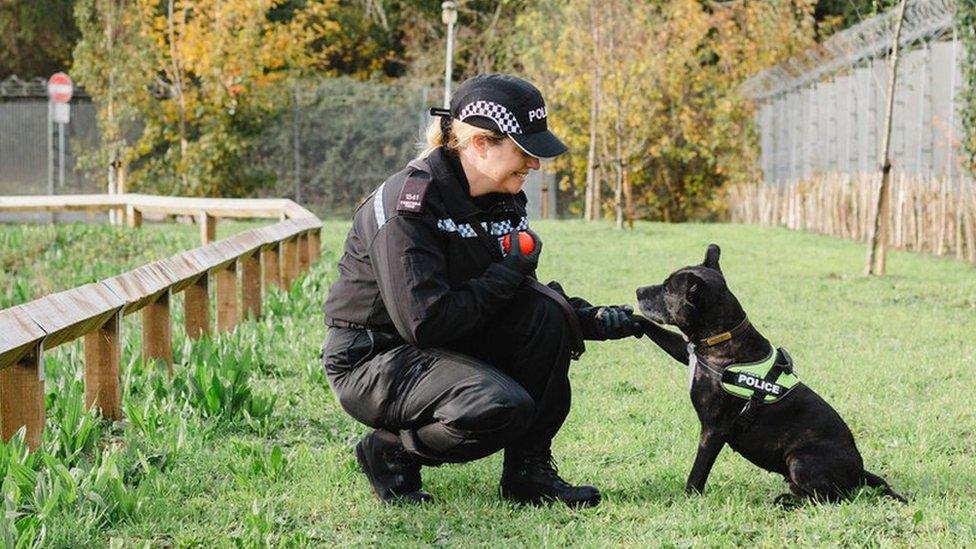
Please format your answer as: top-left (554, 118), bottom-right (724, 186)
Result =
top-left (633, 316), bottom-right (688, 363)
top-left (686, 427), bottom-right (726, 495)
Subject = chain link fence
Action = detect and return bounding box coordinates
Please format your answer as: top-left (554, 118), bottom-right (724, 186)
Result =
top-left (251, 77), bottom-right (555, 219)
top-left (1, 76), bottom-right (100, 222)
top-left (2, 76), bottom-right (556, 222)
top-left (0, 77), bottom-right (99, 194)
top-left (250, 78), bottom-right (430, 218)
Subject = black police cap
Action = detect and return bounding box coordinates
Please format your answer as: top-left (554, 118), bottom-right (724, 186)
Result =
top-left (430, 74), bottom-right (568, 159)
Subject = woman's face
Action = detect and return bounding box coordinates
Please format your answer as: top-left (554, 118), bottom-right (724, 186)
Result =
top-left (471, 136), bottom-right (541, 195)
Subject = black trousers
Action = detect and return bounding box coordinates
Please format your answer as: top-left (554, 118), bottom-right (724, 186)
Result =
top-left (323, 287), bottom-right (573, 464)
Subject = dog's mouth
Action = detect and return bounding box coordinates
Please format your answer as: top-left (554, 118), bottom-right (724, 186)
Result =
top-left (639, 306), bottom-right (669, 325)
top-left (636, 285), bottom-right (671, 325)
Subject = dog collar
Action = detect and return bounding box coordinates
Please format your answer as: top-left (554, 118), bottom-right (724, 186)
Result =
top-left (696, 316), bottom-right (751, 347)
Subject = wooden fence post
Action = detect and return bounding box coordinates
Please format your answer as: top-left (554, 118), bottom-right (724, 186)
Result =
top-left (200, 212), bottom-right (216, 244)
top-left (83, 311), bottom-right (122, 419)
top-left (184, 274), bottom-right (210, 340)
top-left (126, 205), bottom-right (142, 229)
top-left (309, 229), bottom-right (321, 263)
top-left (0, 346), bottom-right (45, 450)
top-left (262, 244), bottom-right (281, 291)
top-left (298, 232), bottom-right (311, 274)
top-left (281, 237), bottom-right (298, 288)
top-left (241, 253), bottom-right (262, 320)
top-left (216, 260), bottom-right (239, 333)
top-left (143, 290), bottom-right (173, 374)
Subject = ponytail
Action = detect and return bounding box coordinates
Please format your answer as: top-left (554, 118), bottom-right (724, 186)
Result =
top-left (415, 118), bottom-right (504, 160)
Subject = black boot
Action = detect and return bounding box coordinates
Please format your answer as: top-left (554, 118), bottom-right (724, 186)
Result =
top-left (499, 450), bottom-right (601, 508)
top-left (355, 429), bottom-right (433, 504)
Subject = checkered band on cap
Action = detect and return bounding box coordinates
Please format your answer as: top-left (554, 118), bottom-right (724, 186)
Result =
top-left (458, 100), bottom-right (523, 134)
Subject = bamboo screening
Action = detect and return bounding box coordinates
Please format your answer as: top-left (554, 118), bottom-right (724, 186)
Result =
top-left (0, 196), bottom-right (323, 450)
top-left (728, 174), bottom-right (976, 265)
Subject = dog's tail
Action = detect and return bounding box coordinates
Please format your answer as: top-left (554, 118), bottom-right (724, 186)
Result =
top-left (861, 470), bottom-right (907, 503)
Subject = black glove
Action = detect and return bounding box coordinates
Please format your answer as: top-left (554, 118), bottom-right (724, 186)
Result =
top-left (500, 229), bottom-right (542, 275)
top-left (577, 305), bottom-right (644, 341)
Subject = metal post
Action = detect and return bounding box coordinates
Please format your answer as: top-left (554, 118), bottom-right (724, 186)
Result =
top-left (947, 28), bottom-right (958, 181)
top-left (419, 87), bottom-right (429, 136)
top-left (442, 2), bottom-right (458, 108)
top-left (444, 23), bottom-right (455, 107)
top-left (784, 92), bottom-right (796, 181)
top-left (47, 102), bottom-right (54, 224)
top-left (859, 65), bottom-right (869, 173)
top-left (292, 85), bottom-right (301, 204)
top-left (811, 83), bottom-right (820, 173)
top-left (58, 122), bottom-right (65, 190)
top-left (847, 73), bottom-right (855, 172)
top-left (915, 42), bottom-right (928, 176)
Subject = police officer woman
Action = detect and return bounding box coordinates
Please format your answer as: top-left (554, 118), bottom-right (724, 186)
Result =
top-left (322, 74), bottom-right (642, 507)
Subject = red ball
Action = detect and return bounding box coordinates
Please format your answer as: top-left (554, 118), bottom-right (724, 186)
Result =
top-left (502, 231), bottom-right (535, 255)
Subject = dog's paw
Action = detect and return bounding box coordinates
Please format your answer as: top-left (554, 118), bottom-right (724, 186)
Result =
top-left (773, 493), bottom-right (803, 509)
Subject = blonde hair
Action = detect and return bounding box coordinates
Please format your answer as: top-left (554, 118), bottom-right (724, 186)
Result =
top-left (416, 118), bottom-right (505, 160)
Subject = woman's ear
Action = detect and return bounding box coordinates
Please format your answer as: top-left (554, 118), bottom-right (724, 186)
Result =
top-left (470, 134), bottom-right (489, 158)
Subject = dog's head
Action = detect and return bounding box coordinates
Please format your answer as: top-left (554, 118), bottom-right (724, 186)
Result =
top-left (635, 244), bottom-right (742, 336)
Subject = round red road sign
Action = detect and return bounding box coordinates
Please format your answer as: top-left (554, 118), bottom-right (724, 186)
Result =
top-left (47, 72), bottom-right (74, 103)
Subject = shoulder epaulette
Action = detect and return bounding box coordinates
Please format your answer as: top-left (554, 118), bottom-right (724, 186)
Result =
top-left (397, 173), bottom-right (430, 214)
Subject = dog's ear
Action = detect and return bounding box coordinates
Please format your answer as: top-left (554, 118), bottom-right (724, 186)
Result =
top-left (682, 272), bottom-right (705, 302)
top-left (702, 244), bottom-right (721, 272)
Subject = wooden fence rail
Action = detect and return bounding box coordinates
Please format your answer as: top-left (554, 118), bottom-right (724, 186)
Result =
top-left (0, 195), bottom-right (323, 449)
top-left (728, 174), bottom-right (976, 265)
top-left (0, 193), bottom-right (318, 244)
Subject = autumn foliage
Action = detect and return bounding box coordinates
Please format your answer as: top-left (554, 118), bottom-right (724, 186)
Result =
top-left (514, 0), bottom-right (816, 222)
top-left (69, 0), bottom-right (819, 216)
top-left (73, 0), bottom-right (340, 197)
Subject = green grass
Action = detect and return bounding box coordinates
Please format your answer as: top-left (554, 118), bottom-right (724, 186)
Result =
top-left (2, 220), bottom-right (975, 546)
top-left (0, 221), bottom-right (265, 309)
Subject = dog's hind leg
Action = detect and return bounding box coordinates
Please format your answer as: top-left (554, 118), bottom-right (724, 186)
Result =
top-left (786, 458), bottom-right (849, 503)
top-left (862, 470), bottom-right (907, 503)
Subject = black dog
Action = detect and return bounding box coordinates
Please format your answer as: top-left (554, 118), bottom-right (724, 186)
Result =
top-left (633, 244), bottom-right (905, 503)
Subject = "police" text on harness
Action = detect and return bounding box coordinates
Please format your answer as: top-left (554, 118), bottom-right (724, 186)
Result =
top-left (736, 373), bottom-right (782, 395)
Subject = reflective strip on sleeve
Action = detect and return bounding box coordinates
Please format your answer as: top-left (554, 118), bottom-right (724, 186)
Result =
top-left (373, 182), bottom-right (387, 229)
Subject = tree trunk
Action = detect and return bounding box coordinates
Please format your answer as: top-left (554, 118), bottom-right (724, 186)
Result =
top-left (167, 0), bottom-right (189, 190)
top-left (865, 0), bottom-right (908, 276)
top-left (584, 1), bottom-right (600, 221)
top-left (624, 169), bottom-right (634, 229)
top-left (607, 1), bottom-right (624, 230)
top-left (105, 0), bottom-right (117, 225)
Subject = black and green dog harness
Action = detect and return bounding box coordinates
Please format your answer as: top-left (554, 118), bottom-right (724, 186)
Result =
top-left (720, 348), bottom-right (799, 403)
top-left (689, 345), bottom-right (801, 433)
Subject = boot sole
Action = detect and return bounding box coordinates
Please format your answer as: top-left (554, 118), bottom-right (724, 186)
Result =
top-left (500, 484), bottom-right (601, 508)
top-left (356, 439), bottom-right (432, 505)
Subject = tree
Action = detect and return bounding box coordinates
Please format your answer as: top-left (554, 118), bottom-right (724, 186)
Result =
top-left (73, 0), bottom-right (150, 209)
top-left (865, 0), bottom-right (909, 276)
top-left (814, 0), bottom-right (900, 37)
top-left (0, 0), bottom-right (79, 78)
top-left (74, 0), bottom-right (338, 197)
top-left (514, 0), bottom-right (816, 222)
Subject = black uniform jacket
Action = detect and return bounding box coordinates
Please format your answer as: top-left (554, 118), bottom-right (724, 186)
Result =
top-left (324, 147), bottom-right (540, 349)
